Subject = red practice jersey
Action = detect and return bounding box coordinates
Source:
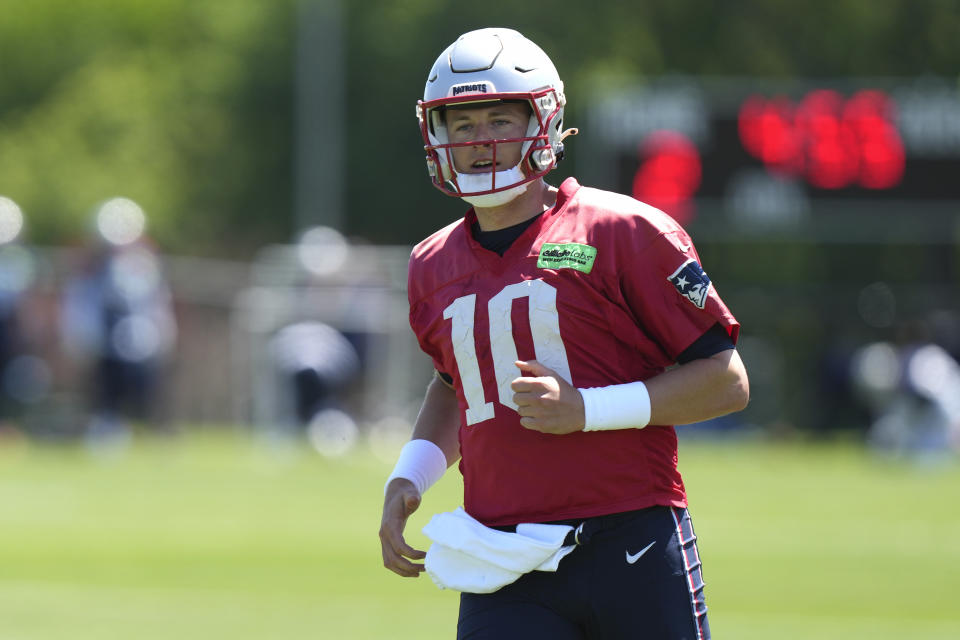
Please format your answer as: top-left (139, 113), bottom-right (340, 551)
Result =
top-left (408, 178), bottom-right (739, 526)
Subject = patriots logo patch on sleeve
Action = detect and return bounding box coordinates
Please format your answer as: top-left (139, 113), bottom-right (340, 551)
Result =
top-left (668, 258), bottom-right (711, 309)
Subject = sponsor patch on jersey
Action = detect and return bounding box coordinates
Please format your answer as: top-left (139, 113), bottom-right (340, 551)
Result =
top-left (668, 258), bottom-right (711, 309)
top-left (537, 242), bottom-right (597, 274)
top-left (448, 81), bottom-right (496, 97)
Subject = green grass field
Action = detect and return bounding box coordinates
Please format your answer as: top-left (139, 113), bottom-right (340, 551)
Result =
top-left (1, 429), bottom-right (958, 639)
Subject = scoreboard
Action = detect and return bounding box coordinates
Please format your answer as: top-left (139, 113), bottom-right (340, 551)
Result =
top-left (579, 77), bottom-right (960, 239)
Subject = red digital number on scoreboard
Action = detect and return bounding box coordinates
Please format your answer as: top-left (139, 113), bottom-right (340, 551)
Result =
top-left (737, 89), bottom-right (905, 191)
top-left (631, 130), bottom-right (702, 225)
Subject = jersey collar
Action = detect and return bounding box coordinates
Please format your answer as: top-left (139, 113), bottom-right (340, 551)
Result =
top-left (462, 177), bottom-right (582, 272)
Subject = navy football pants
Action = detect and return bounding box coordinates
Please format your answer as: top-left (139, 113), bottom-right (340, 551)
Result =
top-left (456, 506), bottom-right (709, 640)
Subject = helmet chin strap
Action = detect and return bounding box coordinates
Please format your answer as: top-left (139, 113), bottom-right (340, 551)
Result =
top-left (456, 165), bottom-right (530, 208)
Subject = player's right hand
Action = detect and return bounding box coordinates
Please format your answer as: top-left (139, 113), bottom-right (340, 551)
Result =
top-left (379, 478), bottom-right (427, 577)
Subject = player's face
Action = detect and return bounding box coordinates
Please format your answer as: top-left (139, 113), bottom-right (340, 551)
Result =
top-left (443, 102), bottom-right (530, 174)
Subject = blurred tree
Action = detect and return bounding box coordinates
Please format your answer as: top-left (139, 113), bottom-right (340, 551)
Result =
top-left (0, 0), bottom-right (957, 254)
top-left (0, 0), bottom-right (294, 256)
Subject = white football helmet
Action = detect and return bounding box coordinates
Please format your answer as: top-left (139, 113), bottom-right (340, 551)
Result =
top-left (417, 28), bottom-right (572, 207)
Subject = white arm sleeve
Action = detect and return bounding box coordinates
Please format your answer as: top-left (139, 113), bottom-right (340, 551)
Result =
top-left (579, 381), bottom-right (652, 431)
top-left (384, 439), bottom-right (448, 496)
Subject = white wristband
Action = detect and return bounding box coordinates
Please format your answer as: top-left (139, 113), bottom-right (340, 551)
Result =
top-left (384, 439), bottom-right (448, 496)
top-left (579, 381), bottom-right (652, 431)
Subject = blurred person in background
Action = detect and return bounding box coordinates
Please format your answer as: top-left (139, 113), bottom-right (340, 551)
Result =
top-left (0, 196), bottom-right (50, 433)
top-left (379, 28), bottom-right (748, 639)
top-left (851, 317), bottom-right (960, 461)
top-left (269, 319), bottom-right (362, 455)
top-left (60, 198), bottom-right (177, 448)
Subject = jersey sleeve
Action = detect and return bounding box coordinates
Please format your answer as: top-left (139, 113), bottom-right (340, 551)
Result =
top-left (616, 215), bottom-right (739, 361)
top-left (407, 249), bottom-right (448, 374)
top-left (677, 323), bottom-right (735, 363)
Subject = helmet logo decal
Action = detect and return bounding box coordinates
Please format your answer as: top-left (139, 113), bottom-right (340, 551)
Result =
top-left (449, 82), bottom-right (495, 97)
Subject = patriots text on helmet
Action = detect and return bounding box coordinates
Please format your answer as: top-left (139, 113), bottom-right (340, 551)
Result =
top-left (451, 83), bottom-right (490, 97)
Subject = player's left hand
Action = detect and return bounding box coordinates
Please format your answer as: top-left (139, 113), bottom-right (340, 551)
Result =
top-left (511, 360), bottom-right (585, 434)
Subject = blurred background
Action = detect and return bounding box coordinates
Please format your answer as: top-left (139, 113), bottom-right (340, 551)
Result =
top-left (1, 0), bottom-right (957, 454)
top-left (1, 1), bottom-right (959, 638)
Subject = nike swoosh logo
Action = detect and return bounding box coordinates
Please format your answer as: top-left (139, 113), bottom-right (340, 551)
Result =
top-left (625, 541), bottom-right (656, 564)
top-left (679, 243), bottom-right (691, 252)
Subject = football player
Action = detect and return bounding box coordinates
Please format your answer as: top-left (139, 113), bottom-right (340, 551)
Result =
top-left (379, 28), bottom-right (749, 640)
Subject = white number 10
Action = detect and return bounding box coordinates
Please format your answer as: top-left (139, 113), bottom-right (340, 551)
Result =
top-left (443, 279), bottom-right (572, 426)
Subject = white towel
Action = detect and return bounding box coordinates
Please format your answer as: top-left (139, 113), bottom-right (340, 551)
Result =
top-left (422, 507), bottom-right (576, 593)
